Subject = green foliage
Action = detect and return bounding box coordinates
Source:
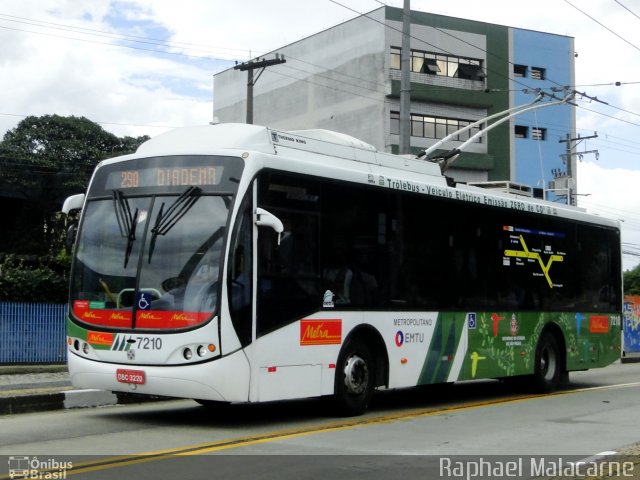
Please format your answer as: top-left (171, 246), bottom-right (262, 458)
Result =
top-left (0, 114), bottom-right (149, 196)
top-left (0, 114), bottom-right (150, 302)
top-left (624, 264), bottom-right (640, 296)
top-left (0, 254), bottom-right (70, 303)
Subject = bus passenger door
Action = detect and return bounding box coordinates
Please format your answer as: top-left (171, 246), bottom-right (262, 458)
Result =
top-left (249, 172), bottom-right (324, 402)
top-left (227, 193), bottom-right (254, 350)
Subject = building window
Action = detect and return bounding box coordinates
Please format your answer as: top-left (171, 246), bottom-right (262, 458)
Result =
top-left (390, 47), bottom-right (484, 80)
top-left (513, 64), bottom-right (527, 77)
top-left (530, 67), bottom-right (546, 80)
top-left (411, 115), bottom-right (425, 137)
top-left (390, 47), bottom-right (401, 70)
top-left (457, 63), bottom-right (485, 81)
top-left (514, 125), bottom-right (528, 138)
top-left (390, 111), bottom-right (399, 135)
top-left (413, 57), bottom-right (440, 74)
top-left (392, 111), bottom-right (482, 143)
top-left (531, 127), bottom-right (547, 140)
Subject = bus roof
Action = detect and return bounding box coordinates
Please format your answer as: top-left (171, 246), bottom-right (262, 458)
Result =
top-left (124, 123), bottom-right (617, 229)
top-left (134, 123), bottom-right (444, 180)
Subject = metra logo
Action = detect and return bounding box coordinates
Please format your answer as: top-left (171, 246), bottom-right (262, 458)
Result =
top-left (139, 312), bottom-right (162, 321)
top-left (589, 316), bottom-right (609, 334)
top-left (171, 313), bottom-right (190, 321)
top-left (87, 331), bottom-right (114, 346)
top-left (83, 312), bottom-right (101, 320)
top-left (110, 313), bottom-right (128, 321)
top-left (300, 320), bottom-right (342, 346)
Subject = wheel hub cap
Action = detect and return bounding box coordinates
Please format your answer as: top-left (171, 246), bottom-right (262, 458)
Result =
top-left (343, 354), bottom-right (369, 395)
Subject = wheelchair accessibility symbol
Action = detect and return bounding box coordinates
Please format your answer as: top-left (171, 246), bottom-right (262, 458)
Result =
top-left (137, 292), bottom-right (152, 310)
top-left (467, 313), bottom-right (477, 329)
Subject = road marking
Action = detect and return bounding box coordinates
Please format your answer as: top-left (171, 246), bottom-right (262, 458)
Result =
top-left (3, 381), bottom-right (640, 478)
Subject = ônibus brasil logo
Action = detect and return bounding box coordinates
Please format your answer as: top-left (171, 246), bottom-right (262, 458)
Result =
top-left (8, 456), bottom-right (73, 479)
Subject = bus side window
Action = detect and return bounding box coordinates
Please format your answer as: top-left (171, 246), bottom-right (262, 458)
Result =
top-left (256, 172), bottom-right (321, 336)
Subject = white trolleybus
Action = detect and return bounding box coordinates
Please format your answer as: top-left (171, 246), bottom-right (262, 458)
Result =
top-left (63, 123), bottom-right (622, 415)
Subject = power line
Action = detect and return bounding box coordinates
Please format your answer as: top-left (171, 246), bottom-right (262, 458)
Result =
top-left (0, 13), bottom-right (253, 58)
top-left (350, 2), bottom-right (640, 129)
top-left (325, 0), bottom-right (542, 93)
top-left (575, 103), bottom-right (640, 128)
top-left (0, 112), bottom-right (178, 130)
top-left (4, 5), bottom-right (640, 150)
top-left (0, 23), bottom-right (234, 64)
top-left (614, 0), bottom-right (640, 21)
top-left (564, 0), bottom-right (640, 53)
top-left (9, 6), bottom-right (640, 132)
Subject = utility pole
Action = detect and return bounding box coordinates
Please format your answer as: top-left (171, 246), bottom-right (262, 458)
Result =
top-left (234, 54), bottom-right (286, 124)
top-left (558, 132), bottom-right (598, 205)
top-left (399, 0), bottom-right (411, 154)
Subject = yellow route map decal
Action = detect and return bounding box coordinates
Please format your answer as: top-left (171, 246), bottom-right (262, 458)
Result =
top-left (504, 234), bottom-right (564, 288)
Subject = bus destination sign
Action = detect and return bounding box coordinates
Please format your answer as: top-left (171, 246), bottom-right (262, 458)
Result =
top-left (109, 166), bottom-right (222, 189)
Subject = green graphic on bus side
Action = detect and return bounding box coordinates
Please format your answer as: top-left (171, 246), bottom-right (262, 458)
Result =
top-left (417, 311), bottom-right (620, 385)
top-left (417, 313), bottom-right (465, 385)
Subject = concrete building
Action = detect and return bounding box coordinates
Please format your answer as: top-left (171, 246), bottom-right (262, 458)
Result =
top-left (214, 6), bottom-right (576, 195)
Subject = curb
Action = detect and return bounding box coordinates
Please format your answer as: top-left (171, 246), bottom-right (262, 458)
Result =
top-left (63, 389), bottom-right (118, 409)
top-left (0, 365), bottom-right (67, 375)
top-left (621, 355), bottom-right (640, 364)
top-left (0, 389), bottom-right (174, 415)
top-left (0, 392), bottom-right (66, 415)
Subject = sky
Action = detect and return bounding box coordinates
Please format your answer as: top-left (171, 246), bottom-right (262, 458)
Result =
top-left (1, 0), bottom-right (640, 269)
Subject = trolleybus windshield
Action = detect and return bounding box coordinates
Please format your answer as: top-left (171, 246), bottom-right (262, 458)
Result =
top-left (70, 155), bottom-right (243, 331)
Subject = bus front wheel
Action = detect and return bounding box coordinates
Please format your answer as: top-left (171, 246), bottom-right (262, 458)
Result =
top-left (532, 332), bottom-right (561, 392)
top-left (333, 339), bottom-right (375, 416)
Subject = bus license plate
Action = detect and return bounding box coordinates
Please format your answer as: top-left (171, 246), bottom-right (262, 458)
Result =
top-left (116, 369), bottom-right (146, 385)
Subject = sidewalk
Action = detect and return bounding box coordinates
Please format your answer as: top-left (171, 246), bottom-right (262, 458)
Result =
top-left (0, 365), bottom-right (169, 415)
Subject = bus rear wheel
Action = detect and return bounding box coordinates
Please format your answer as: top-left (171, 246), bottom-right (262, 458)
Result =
top-left (532, 332), bottom-right (561, 392)
top-left (333, 339), bottom-right (375, 416)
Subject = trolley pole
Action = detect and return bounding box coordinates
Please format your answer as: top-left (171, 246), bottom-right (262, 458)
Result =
top-left (399, 0), bottom-right (411, 154)
top-left (234, 55), bottom-right (286, 124)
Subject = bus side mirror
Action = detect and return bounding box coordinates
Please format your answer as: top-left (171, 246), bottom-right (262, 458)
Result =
top-left (62, 193), bottom-right (85, 214)
top-left (255, 208), bottom-right (284, 245)
top-left (62, 194), bottom-right (85, 254)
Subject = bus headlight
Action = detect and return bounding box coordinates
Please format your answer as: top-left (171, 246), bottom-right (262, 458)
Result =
top-left (197, 345), bottom-right (206, 357)
top-left (183, 348), bottom-right (193, 360)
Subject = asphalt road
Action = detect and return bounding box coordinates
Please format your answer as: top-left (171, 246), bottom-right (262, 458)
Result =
top-left (2, 361), bottom-right (640, 479)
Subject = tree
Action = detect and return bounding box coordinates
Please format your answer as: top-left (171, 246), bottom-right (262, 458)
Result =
top-left (0, 115), bottom-right (150, 303)
top-left (0, 114), bottom-right (149, 255)
top-left (624, 264), bottom-right (640, 296)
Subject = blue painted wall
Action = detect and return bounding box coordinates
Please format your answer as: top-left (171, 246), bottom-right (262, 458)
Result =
top-left (512, 29), bottom-right (573, 198)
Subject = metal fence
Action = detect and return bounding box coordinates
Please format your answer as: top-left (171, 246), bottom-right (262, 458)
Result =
top-left (0, 302), bottom-right (67, 364)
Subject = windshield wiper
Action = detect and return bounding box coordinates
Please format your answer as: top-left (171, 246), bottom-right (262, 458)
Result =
top-left (148, 186), bottom-right (202, 263)
top-left (112, 190), bottom-right (139, 268)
